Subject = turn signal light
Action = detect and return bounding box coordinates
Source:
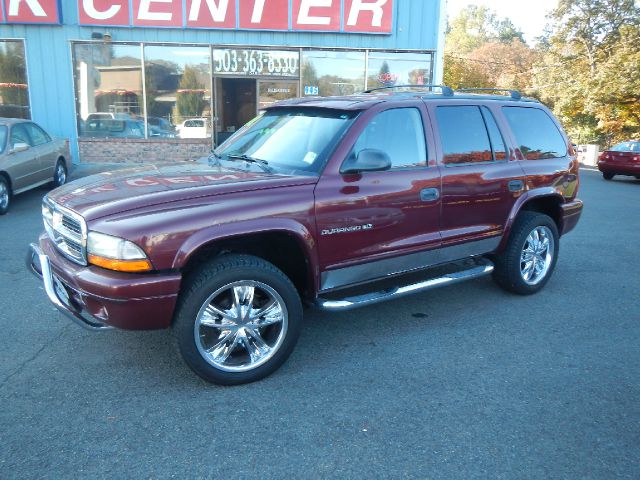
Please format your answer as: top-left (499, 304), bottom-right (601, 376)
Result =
top-left (88, 254), bottom-right (153, 272)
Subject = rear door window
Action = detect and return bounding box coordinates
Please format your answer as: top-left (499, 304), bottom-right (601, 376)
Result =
top-left (25, 123), bottom-right (50, 146)
top-left (436, 106), bottom-right (493, 165)
top-left (502, 107), bottom-right (567, 159)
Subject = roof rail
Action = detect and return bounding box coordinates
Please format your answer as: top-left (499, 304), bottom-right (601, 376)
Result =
top-left (455, 88), bottom-right (522, 100)
top-left (363, 84), bottom-right (454, 96)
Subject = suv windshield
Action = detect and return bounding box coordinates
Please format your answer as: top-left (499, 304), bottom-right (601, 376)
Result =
top-left (611, 142), bottom-right (640, 152)
top-left (215, 108), bottom-right (357, 175)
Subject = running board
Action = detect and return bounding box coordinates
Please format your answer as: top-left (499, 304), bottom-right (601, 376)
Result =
top-left (315, 262), bottom-right (494, 312)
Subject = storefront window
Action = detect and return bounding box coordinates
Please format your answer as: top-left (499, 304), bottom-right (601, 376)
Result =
top-left (73, 43), bottom-right (144, 138)
top-left (144, 45), bottom-right (211, 139)
top-left (0, 40), bottom-right (30, 119)
top-left (302, 50), bottom-right (365, 97)
top-left (366, 52), bottom-right (433, 91)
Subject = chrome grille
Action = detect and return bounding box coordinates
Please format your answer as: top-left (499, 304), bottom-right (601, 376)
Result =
top-left (42, 199), bottom-right (88, 265)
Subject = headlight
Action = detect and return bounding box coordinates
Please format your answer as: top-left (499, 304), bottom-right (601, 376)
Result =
top-left (42, 200), bottom-right (53, 227)
top-left (87, 231), bottom-right (152, 272)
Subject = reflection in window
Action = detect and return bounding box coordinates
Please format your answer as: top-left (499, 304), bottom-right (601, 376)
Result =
top-left (74, 43), bottom-right (143, 138)
top-left (302, 50), bottom-right (365, 97)
top-left (0, 40), bottom-right (30, 119)
top-left (481, 107), bottom-right (507, 161)
top-left (349, 108), bottom-right (427, 169)
top-left (437, 106), bottom-right (493, 165)
top-left (144, 45), bottom-right (211, 139)
top-left (367, 52), bottom-right (432, 91)
top-left (503, 107), bottom-right (567, 160)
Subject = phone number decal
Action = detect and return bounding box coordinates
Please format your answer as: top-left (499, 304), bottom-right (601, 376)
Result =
top-left (214, 49), bottom-right (299, 77)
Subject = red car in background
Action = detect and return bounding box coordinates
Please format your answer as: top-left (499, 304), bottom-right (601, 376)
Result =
top-left (598, 141), bottom-right (640, 180)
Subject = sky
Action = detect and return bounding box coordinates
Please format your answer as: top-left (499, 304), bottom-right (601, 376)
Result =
top-left (446, 0), bottom-right (559, 44)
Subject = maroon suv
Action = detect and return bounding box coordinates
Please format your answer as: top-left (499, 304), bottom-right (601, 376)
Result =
top-left (27, 87), bottom-right (583, 385)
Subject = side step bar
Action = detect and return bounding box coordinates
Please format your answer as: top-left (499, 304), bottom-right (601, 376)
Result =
top-left (315, 261), bottom-right (494, 312)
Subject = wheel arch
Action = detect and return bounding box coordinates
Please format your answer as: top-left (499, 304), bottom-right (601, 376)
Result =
top-left (499, 189), bottom-right (564, 251)
top-left (174, 222), bottom-right (319, 300)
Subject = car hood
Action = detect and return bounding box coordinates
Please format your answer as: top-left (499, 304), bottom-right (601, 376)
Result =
top-left (48, 163), bottom-right (317, 221)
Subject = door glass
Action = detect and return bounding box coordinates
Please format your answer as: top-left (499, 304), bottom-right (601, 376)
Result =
top-left (11, 124), bottom-right (31, 147)
top-left (481, 107), bottom-right (507, 161)
top-left (436, 106), bottom-right (492, 166)
top-left (26, 123), bottom-right (49, 146)
top-left (258, 81), bottom-right (299, 110)
top-left (348, 108), bottom-right (427, 169)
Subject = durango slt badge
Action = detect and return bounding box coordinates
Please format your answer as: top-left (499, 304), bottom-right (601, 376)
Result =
top-left (321, 224), bottom-right (374, 236)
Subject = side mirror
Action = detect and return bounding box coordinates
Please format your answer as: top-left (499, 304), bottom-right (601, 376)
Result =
top-left (10, 142), bottom-right (30, 154)
top-left (341, 148), bottom-right (392, 174)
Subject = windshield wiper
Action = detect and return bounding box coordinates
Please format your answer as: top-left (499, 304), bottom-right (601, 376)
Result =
top-left (226, 153), bottom-right (273, 173)
top-left (208, 150), bottom-right (223, 166)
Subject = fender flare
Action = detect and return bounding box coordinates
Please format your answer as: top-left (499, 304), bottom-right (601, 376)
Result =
top-left (172, 218), bottom-right (320, 294)
top-left (499, 188), bottom-right (564, 251)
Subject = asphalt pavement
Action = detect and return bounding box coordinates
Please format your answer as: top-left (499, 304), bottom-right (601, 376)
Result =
top-left (0, 168), bottom-right (638, 479)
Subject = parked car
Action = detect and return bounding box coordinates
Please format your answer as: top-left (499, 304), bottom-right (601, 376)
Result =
top-left (147, 116), bottom-right (176, 138)
top-left (177, 118), bottom-right (209, 138)
top-left (0, 118), bottom-right (70, 215)
top-left (27, 87), bottom-right (583, 385)
top-left (82, 118), bottom-right (145, 138)
top-left (597, 141), bottom-right (640, 180)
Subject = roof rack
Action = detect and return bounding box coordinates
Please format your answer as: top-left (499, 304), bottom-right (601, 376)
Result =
top-left (455, 88), bottom-right (522, 100)
top-left (363, 84), bottom-right (454, 96)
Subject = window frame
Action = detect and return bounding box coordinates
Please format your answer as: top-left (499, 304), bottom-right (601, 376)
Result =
top-left (0, 39), bottom-right (32, 120)
top-left (341, 106), bottom-right (430, 173)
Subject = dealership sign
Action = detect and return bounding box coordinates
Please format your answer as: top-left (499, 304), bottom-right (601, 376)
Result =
top-left (1, 0), bottom-right (394, 33)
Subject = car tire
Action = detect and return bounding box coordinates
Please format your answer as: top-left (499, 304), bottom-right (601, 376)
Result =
top-left (173, 254), bottom-right (303, 385)
top-left (492, 211), bottom-right (559, 295)
top-left (602, 172), bottom-right (614, 180)
top-left (51, 159), bottom-right (67, 188)
top-left (0, 176), bottom-right (11, 215)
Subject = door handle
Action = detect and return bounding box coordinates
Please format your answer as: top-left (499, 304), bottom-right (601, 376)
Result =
top-left (420, 188), bottom-right (440, 202)
top-left (508, 180), bottom-right (525, 192)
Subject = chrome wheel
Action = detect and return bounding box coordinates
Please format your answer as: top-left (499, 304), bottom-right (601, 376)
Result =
top-left (54, 162), bottom-right (66, 186)
top-left (520, 226), bottom-right (555, 285)
top-left (194, 280), bottom-right (288, 373)
top-left (0, 181), bottom-right (8, 210)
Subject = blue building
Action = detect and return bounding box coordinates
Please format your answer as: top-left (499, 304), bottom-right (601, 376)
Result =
top-left (0, 0), bottom-right (446, 163)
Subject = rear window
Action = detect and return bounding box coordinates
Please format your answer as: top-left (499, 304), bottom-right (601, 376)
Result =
top-left (611, 142), bottom-right (640, 152)
top-left (503, 107), bottom-right (567, 160)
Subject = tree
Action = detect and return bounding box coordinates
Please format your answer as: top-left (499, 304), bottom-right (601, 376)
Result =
top-left (176, 66), bottom-right (206, 119)
top-left (533, 0), bottom-right (640, 144)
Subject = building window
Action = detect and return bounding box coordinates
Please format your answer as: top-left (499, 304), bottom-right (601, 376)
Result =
top-left (73, 43), bottom-right (144, 138)
top-left (366, 52), bottom-right (433, 91)
top-left (301, 50), bottom-right (366, 97)
top-left (0, 40), bottom-right (30, 119)
top-left (144, 45), bottom-right (211, 139)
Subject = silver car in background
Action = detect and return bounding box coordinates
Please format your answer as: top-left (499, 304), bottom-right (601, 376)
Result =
top-left (0, 118), bottom-right (70, 215)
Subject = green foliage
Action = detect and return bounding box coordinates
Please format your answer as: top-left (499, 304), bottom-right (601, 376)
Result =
top-left (443, 1), bottom-right (640, 145)
top-left (176, 66), bottom-right (206, 119)
top-left (535, 0), bottom-right (640, 144)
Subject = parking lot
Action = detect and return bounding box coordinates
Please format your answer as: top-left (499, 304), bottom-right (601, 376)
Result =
top-left (0, 168), bottom-right (638, 479)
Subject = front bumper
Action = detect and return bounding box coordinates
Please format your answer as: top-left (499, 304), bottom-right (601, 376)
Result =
top-left (26, 236), bottom-right (181, 330)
